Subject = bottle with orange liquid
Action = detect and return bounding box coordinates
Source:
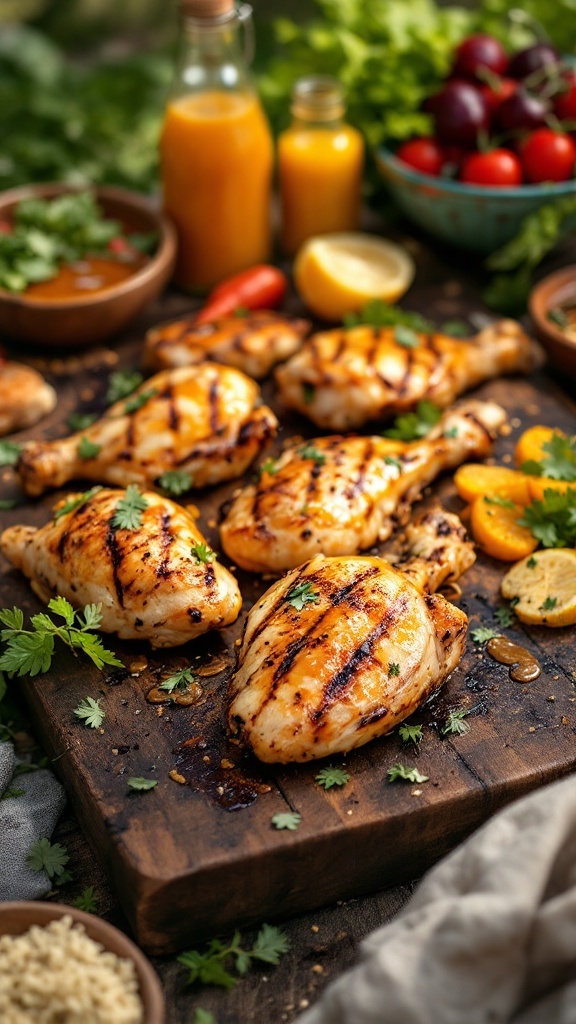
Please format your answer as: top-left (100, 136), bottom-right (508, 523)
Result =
top-left (160, 0), bottom-right (273, 291)
top-left (278, 76), bottom-right (364, 256)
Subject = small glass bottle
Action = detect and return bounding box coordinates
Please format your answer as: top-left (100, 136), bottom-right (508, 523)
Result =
top-left (278, 76), bottom-right (364, 256)
top-left (160, 0), bottom-right (274, 291)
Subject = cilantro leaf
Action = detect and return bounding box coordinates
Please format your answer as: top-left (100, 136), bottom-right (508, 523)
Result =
top-left (387, 763), bottom-right (429, 783)
top-left (78, 436), bottom-right (101, 460)
top-left (494, 606), bottom-right (516, 629)
top-left (484, 495), bottom-right (515, 509)
top-left (258, 458), bottom-right (279, 477)
top-left (191, 543), bottom-right (216, 564)
top-left (0, 631), bottom-right (55, 677)
top-left (54, 486), bottom-right (102, 522)
top-left (315, 766), bottom-right (350, 789)
top-left (178, 923), bottom-right (289, 991)
top-left (440, 320), bottom-right (469, 337)
top-left (394, 325), bottom-right (420, 348)
top-left (343, 300), bottom-right (432, 332)
top-left (157, 469), bottom-right (193, 495)
top-left (67, 412), bottom-right (98, 432)
top-left (383, 401), bottom-right (442, 442)
top-left (112, 485), bottom-right (148, 530)
top-left (285, 582), bottom-right (320, 611)
top-left (398, 723), bottom-right (423, 746)
top-left (0, 499), bottom-right (19, 510)
top-left (159, 667), bottom-right (197, 693)
top-left (127, 777), bottom-right (158, 792)
top-left (471, 626), bottom-right (500, 644)
top-left (124, 387), bottom-right (158, 414)
top-left (298, 445), bottom-right (326, 465)
top-left (191, 1011), bottom-right (217, 1024)
top-left (388, 662), bottom-right (400, 676)
top-left (527, 556), bottom-right (538, 568)
top-left (384, 455), bottom-right (402, 472)
top-left (530, 433), bottom-right (576, 482)
top-left (441, 708), bottom-right (472, 736)
top-left (72, 886), bottom-right (99, 913)
top-left (250, 924), bottom-right (290, 965)
top-left (26, 838), bottom-right (69, 879)
top-left (74, 696), bottom-right (105, 729)
top-left (106, 369), bottom-right (143, 405)
top-left (519, 489), bottom-right (576, 547)
top-left (0, 600), bottom-right (122, 677)
top-left (271, 811), bottom-right (301, 830)
top-left (539, 596), bottom-right (558, 611)
top-left (0, 440), bottom-right (22, 467)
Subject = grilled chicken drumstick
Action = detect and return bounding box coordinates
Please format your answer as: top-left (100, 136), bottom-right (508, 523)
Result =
top-left (220, 399), bottom-right (505, 573)
top-left (1, 487), bottom-right (241, 648)
top-left (228, 506), bottom-right (473, 763)
top-left (275, 318), bottom-right (537, 430)
top-left (17, 363), bottom-right (278, 497)
top-left (0, 361), bottom-right (56, 436)
top-left (144, 310), bottom-right (310, 379)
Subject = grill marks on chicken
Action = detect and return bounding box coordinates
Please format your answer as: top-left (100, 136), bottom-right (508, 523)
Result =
top-left (228, 507), bottom-right (473, 763)
top-left (144, 310), bottom-right (310, 379)
top-left (1, 488), bottom-right (241, 648)
top-left (0, 361), bottom-right (57, 436)
top-left (17, 363), bottom-right (278, 497)
top-left (275, 318), bottom-right (537, 430)
top-left (220, 399), bottom-right (506, 573)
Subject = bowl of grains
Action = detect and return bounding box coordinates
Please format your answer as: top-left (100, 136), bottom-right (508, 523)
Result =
top-left (0, 901), bottom-right (165, 1024)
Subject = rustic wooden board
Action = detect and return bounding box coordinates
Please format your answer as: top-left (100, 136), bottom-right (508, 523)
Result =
top-left (2, 278), bottom-right (576, 954)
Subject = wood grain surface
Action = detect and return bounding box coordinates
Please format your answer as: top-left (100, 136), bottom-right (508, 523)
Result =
top-left (3, 240), bottom-right (576, 959)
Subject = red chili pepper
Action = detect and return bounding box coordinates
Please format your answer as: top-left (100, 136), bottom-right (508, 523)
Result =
top-left (195, 265), bottom-right (288, 324)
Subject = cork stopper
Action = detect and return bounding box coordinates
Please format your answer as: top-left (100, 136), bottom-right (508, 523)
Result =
top-left (181, 0), bottom-right (234, 17)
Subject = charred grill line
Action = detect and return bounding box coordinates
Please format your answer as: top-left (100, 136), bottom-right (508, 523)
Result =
top-left (105, 521), bottom-right (125, 608)
top-left (156, 511), bottom-right (174, 578)
top-left (208, 377), bottom-right (220, 434)
top-left (397, 346), bottom-right (414, 399)
top-left (165, 385), bottom-right (179, 432)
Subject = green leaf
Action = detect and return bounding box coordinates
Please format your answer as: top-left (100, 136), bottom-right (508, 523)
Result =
top-left (47, 595), bottom-right (75, 626)
top-left (298, 445), bottom-right (326, 465)
top-left (250, 924), bottom-right (290, 965)
top-left (441, 708), bottom-right (472, 736)
top-left (190, 543), bottom-right (216, 564)
top-left (54, 486), bottom-right (102, 522)
top-left (387, 763), bottom-right (428, 784)
top-left (258, 458), bottom-right (279, 477)
top-left (285, 582), bottom-right (320, 612)
top-left (26, 838), bottom-right (69, 879)
top-left (384, 456), bottom-right (402, 472)
top-left (106, 369), bottom-right (144, 405)
top-left (0, 607), bottom-right (24, 631)
top-left (484, 495), bottom-right (515, 509)
top-left (71, 632), bottom-right (123, 671)
top-left (394, 325), bottom-right (420, 348)
top-left (398, 723), bottom-right (423, 746)
top-left (0, 631), bottom-right (54, 677)
top-left (159, 667), bottom-right (197, 693)
top-left (112, 485), bottom-right (148, 531)
top-left (440, 320), bottom-right (469, 337)
top-left (127, 776), bottom-right (158, 791)
top-left (539, 595), bottom-right (558, 611)
top-left (67, 412), bottom-right (98, 432)
top-left (271, 811), bottom-right (301, 830)
top-left (157, 469), bottom-right (193, 495)
top-left (191, 1011), bottom-right (218, 1024)
top-left (302, 383), bottom-right (316, 405)
top-left (0, 787), bottom-right (25, 800)
top-left (315, 766), bottom-right (350, 789)
top-left (72, 886), bottom-right (99, 913)
top-left (538, 434), bottom-right (576, 482)
top-left (343, 300), bottom-right (432, 332)
top-left (80, 604), bottom-right (103, 630)
top-left (471, 626), bottom-right (500, 644)
top-left (0, 499), bottom-right (19, 510)
top-left (388, 662), bottom-right (400, 677)
top-left (124, 387), bottom-right (158, 414)
top-left (74, 696), bottom-right (105, 729)
top-left (0, 440), bottom-right (22, 467)
top-left (78, 436), bottom-right (101, 460)
top-left (383, 400), bottom-right (442, 442)
top-left (494, 605), bottom-right (516, 629)
top-left (527, 556), bottom-right (538, 569)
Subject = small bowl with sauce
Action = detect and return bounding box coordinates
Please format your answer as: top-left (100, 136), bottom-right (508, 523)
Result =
top-left (529, 265), bottom-right (576, 380)
top-left (0, 182), bottom-right (177, 348)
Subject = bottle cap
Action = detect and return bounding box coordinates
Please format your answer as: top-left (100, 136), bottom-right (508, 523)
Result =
top-left (181, 0), bottom-right (234, 18)
top-left (291, 76), bottom-right (345, 122)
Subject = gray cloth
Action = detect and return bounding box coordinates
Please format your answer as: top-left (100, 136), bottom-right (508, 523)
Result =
top-left (0, 740), bottom-right (66, 901)
top-left (298, 774), bottom-right (576, 1024)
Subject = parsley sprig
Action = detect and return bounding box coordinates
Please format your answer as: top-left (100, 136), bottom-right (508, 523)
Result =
top-left (343, 300), bottom-right (432, 332)
top-left (0, 440), bottom-right (22, 467)
top-left (74, 696), bottom-right (105, 729)
top-left (471, 626), bottom-right (501, 644)
top-left (157, 469), bottom-right (193, 496)
top-left (286, 582), bottom-right (320, 611)
top-left (315, 766), bottom-right (350, 790)
top-left (398, 723), bottom-right (423, 746)
top-left (178, 924), bottom-right (289, 991)
top-left (54, 486), bottom-right (102, 522)
top-left (298, 445), bottom-right (326, 465)
top-left (124, 387), bottom-right (159, 414)
top-left (72, 886), bottom-right (99, 914)
top-left (383, 401), bottom-right (442, 442)
top-left (191, 543), bottom-right (216, 564)
top-left (127, 777), bottom-right (158, 792)
top-left (112, 485), bottom-right (148, 531)
top-left (271, 811), bottom-right (301, 831)
top-left (521, 432), bottom-right (576, 482)
top-left (78, 436), bottom-right (101, 460)
top-left (159, 667), bottom-right (198, 693)
top-left (387, 763), bottom-right (429, 783)
top-left (0, 598), bottom-right (122, 677)
top-left (106, 369), bottom-right (143, 405)
top-left (441, 708), bottom-right (472, 736)
top-left (519, 489), bottom-right (576, 547)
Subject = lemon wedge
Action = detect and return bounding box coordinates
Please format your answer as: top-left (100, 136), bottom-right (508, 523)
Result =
top-left (293, 232), bottom-right (415, 321)
top-left (501, 548), bottom-right (576, 627)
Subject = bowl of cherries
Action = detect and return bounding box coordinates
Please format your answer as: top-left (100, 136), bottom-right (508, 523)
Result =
top-left (376, 34), bottom-right (576, 252)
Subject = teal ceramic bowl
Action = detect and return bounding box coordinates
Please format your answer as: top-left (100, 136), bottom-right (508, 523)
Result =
top-left (376, 146), bottom-right (576, 253)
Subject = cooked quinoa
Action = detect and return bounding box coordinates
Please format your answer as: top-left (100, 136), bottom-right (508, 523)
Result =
top-left (0, 915), bottom-right (144, 1024)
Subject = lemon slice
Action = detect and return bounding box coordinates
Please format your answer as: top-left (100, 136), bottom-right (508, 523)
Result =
top-left (501, 548), bottom-right (576, 627)
top-left (293, 233), bottom-right (415, 321)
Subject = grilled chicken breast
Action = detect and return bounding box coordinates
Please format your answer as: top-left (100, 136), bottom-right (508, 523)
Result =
top-left (1, 487), bottom-right (241, 648)
top-left (275, 318), bottom-right (537, 430)
top-left (144, 310), bottom-right (310, 379)
top-left (17, 363), bottom-right (278, 497)
top-left (228, 507), bottom-right (473, 762)
top-left (220, 399), bottom-right (505, 573)
top-left (0, 361), bottom-right (57, 436)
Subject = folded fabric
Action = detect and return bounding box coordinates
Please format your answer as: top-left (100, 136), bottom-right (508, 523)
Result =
top-left (0, 740), bottom-right (66, 901)
top-left (297, 774), bottom-right (576, 1024)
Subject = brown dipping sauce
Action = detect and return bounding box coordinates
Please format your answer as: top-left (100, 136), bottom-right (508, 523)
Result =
top-left (486, 635), bottom-right (541, 683)
top-left (24, 253), bottom-right (148, 302)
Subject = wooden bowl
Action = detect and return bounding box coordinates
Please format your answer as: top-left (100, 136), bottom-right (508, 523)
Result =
top-left (0, 182), bottom-right (177, 348)
top-left (529, 265), bottom-right (576, 379)
top-left (0, 901), bottom-right (165, 1023)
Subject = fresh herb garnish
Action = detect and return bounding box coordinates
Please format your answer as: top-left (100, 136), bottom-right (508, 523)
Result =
top-left (178, 923), bottom-right (289, 991)
top-left (388, 662), bottom-right (400, 676)
top-left (127, 777), bottom-right (158, 792)
top-left (72, 886), bottom-right (99, 914)
top-left (1, 786), bottom-right (25, 800)
top-left (298, 445), bottom-right (326, 465)
top-left (286, 582), bottom-right (320, 611)
top-left (384, 455), bottom-right (402, 472)
top-left (77, 436), bottom-right (101, 460)
top-left (67, 412), bottom-right (98, 431)
top-left (484, 495), bottom-right (516, 509)
top-left (74, 696), bottom-right (105, 729)
top-left (444, 426), bottom-right (459, 438)
top-left (398, 723), bottom-right (423, 746)
top-left (394, 325), bottom-right (420, 348)
top-left (315, 766), bottom-right (350, 790)
top-left (111, 485), bottom-right (148, 531)
top-left (343, 300), bottom-right (432, 332)
top-left (441, 320), bottom-right (469, 337)
top-left (548, 307), bottom-right (569, 328)
top-left (0, 440), bottom-right (21, 467)
top-left (519, 489), bottom-right (576, 548)
top-left (471, 626), bottom-right (500, 644)
top-left (0, 598), bottom-right (122, 677)
top-left (302, 383), bottom-right (316, 405)
top-left (387, 764), bottom-right (428, 784)
top-left (124, 387), bottom-right (158, 414)
top-left (106, 369), bottom-right (143, 405)
top-left (159, 667), bottom-right (197, 693)
top-left (157, 469), bottom-right (193, 495)
top-left (26, 838), bottom-right (70, 879)
top-left (271, 811), bottom-right (301, 831)
top-left (521, 433), bottom-right (576, 482)
top-left (0, 499), bottom-right (18, 510)
top-left (441, 708), bottom-right (472, 736)
top-left (527, 556), bottom-right (538, 568)
top-left (53, 485), bottom-right (102, 522)
top-left (190, 543), bottom-right (216, 564)
top-left (539, 596), bottom-right (558, 611)
top-left (258, 458), bottom-right (279, 477)
top-left (494, 606), bottom-right (516, 629)
top-left (383, 400), bottom-right (442, 442)
top-left (191, 1011), bottom-right (217, 1024)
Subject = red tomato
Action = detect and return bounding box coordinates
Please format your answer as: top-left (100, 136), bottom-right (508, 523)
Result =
top-left (460, 149), bottom-right (523, 186)
top-left (479, 78), bottom-right (517, 116)
top-left (396, 137), bottom-right (444, 176)
top-left (520, 128), bottom-right (576, 183)
top-left (554, 71), bottom-right (576, 122)
top-left (196, 265), bottom-right (288, 324)
top-left (0, 220), bottom-right (12, 235)
top-left (108, 236), bottom-right (131, 253)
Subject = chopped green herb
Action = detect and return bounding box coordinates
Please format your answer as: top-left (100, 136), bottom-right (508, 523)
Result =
top-left (112, 485), bottom-right (148, 531)
top-left (440, 319), bottom-right (469, 337)
top-left (26, 838), bottom-right (69, 879)
top-left (494, 606), bottom-right (516, 628)
top-left (159, 667), bottom-right (198, 693)
top-left (547, 307), bottom-right (569, 328)
top-left (302, 383), bottom-right (316, 405)
top-left (258, 458), bottom-right (279, 477)
top-left (191, 1011), bottom-right (217, 1024)
top-left (234, 305), bottom-right (249, 317)
top-left (72, 886), bottom-right (99, 914)
top-left (383, 401), bottom-right (442, 442)
top-left (0, 499), bottom-right (18, 510)
top-left (441, 708), bottom-right (472, 736)
top-left (398, 723), bottom-right (423, 746)
top-left (519, 489), bottom-right (576, 548)
top-left (527, 556), bottom-right (538, 568)
top-left (271, 811), bottom-right (301, 831)
top-left (0, 598), bottom-right (122, 677)
top-left (443, 426), bottom-right (459, 438)
top-left (77, 436), bottom-right (101, 460)
top-left (298, 445), bottom-right (326, 465)
top-left (0, 440), bottom-right (21, 467)
top-left (124, 387), bottom-right (158, 414)
top-left (315, 766), bottom-right (350, 790)
top-left (387, 764), bottom-right (428, 784)
top-left (191, 543), bottom-right (216, 564)
top-left (127, 777), bottom-right (158, 792)
top-left (0, 787), bottom-right (25, 800)
top-left (471, 626), bottom-right (500, 644)
top-left (388, 662), bottom-right (400, 677)
top-left (178, 923), bottom-right (289, 991)
top-left (157, 469), bottom-right (193, 496)
top-left (67, 412), bottom-right (98, 432)
top-left (54, 486), bottom-right (102, 522)
top-left (384, 455), bottom-right (402, 472)
top-left (484, 495), bottom-right (516, 509)
top-left (286, 582), bottom-right (320, 611)
top-left (106, 369), bottom-right (143, 405)
top-left (539, 596), bottom-right (558, 611)
top-left (394, 325), bottom-right (419, 348)
top-left (343, 300), bottom-right (432, 332)
top-left (521, 433), bottom-right (576, 483)
top-left (74, 696), bottom-right (105, 729)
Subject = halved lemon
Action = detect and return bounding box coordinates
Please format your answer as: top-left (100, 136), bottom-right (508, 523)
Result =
top-left (293, 233), bottom-right (415, 321)
top-left (501, 548), bottom-right (576, 627)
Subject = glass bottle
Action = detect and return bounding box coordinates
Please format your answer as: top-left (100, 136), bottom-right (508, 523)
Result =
top-left (278, 76), bottom-right (364, 256)
top-left (160, 0), bottom-right (273, 291)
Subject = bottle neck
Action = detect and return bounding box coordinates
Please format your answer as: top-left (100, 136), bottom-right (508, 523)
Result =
top-left (171, 8), bottom-right (252, 97)
top-left (290, 113), bottom-right (344, 132)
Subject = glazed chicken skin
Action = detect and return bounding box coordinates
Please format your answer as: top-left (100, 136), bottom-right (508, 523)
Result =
top-left (275, 318), bottom-right (537, 430)
top-left (0, 361), bottom-right (57, 436)
top-left (144, 310), bottom-right (310, 379)
top-left (220, 399), bottom-right (505, 573)
top-left (228, 506), bottom-right (473, 763)
top-left (1, 487), bottom-right (241, 648)
top-left (17, 363), bottom-right (278, 497)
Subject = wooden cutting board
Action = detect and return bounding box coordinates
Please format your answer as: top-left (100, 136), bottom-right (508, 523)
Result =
top-left (2, 295), bottom-right (576, 954)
